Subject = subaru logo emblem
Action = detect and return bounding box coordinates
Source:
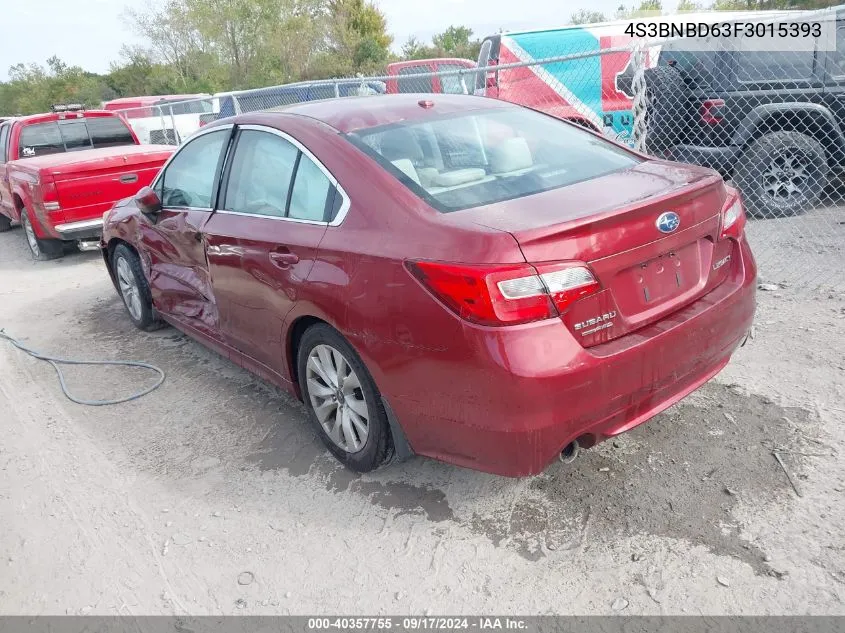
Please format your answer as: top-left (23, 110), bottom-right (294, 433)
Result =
top-left (656, 211), bottom-right (680, 234)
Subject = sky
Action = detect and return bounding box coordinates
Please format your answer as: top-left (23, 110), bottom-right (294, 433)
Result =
top-left (0, 0), bottom-right (684, 81)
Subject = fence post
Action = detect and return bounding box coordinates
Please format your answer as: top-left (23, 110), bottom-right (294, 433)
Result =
top-left (168, 105), bottom-right (178, 145)
top-left (459, 69), bottom-right (468, 95)
top-left (630, 40), bottom-right (649, 153)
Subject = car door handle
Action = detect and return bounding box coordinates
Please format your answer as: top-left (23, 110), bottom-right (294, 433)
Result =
top-left (269, 251), bottom-right (299, 268)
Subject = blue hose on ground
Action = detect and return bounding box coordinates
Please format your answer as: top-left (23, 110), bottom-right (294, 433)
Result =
top-left (0, 329), bottom-right (165, 406)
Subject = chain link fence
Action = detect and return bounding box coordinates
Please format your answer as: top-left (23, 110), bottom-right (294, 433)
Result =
top-left (112, 7), bottom-right (845, 292)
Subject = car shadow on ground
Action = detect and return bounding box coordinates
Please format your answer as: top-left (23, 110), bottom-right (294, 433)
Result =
top-left (52, 285), bottom-right (823, 579)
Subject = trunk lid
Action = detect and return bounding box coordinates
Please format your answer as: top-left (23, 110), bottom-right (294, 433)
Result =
top-left (466, 161), bottom-right (732, 346)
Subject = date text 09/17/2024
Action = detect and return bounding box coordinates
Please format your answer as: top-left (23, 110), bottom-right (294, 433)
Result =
top-left (307, 617), bottom-right (528, 630)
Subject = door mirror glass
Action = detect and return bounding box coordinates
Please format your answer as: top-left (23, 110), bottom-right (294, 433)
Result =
top-left (135, 186), bottom-right (163, 217)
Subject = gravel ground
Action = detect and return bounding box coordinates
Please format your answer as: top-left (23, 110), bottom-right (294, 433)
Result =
top-left (0, 222), bottom-right (843, 616)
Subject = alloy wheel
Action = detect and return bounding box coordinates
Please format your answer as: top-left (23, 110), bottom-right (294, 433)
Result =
top-left (116, 256), bottom-right (143, 321)
top-left (305, 344), bottom-right (369, 453)
top-left (762, 149), bottom-right (810, 203)
top-left (22, 214), bottom-right (40, 258)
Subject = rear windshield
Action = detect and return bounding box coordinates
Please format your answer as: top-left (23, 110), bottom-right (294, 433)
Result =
top-left (18, 117), bottom-right (135, 158)
top-left (347, 108), bottom-right (640, 212)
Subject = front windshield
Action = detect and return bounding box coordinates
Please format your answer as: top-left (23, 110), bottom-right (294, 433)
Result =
top-left (347, 107), bottom-right (641, 213)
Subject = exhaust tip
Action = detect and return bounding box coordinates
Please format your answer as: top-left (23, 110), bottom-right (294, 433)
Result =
top-left (559, 440), bottom-right (580, 464)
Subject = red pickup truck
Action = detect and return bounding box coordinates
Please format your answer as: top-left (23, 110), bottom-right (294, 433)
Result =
top-left (0, 107), bottom-right (174, 260)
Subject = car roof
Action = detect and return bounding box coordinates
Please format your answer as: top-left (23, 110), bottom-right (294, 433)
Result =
top-left (264, 94), bottom-right (515, 134)
top-left (104, 94), bottom-right (208, 106)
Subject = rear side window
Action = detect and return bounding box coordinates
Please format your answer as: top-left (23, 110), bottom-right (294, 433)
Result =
top-left (398, 66), bottom-right (433, 93)
top-left (348, 107), bottom-right (640, 213)
top-left (222, 128), bottom-right (338, 222)
top-left (288, 156), bottom-right (332, 221)
top-left (19, 122), bottom-right (64, 158)
top-left (88, 117), bottom-right (135, 148)
top-left (736, 50), bottom-right (815, 82)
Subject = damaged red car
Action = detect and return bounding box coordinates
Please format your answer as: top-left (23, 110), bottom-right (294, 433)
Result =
top-left (101, 94), bottom-right (756, 477)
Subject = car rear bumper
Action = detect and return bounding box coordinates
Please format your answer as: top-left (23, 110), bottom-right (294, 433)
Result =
top-left (391, 236), bottom-right (757, 477)
top-left (666, 145), bottom-right (739, 176)
top-left (54, 218), bottom-right (103, 241)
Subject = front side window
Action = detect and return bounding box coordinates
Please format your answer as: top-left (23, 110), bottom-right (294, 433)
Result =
top-left (348, 107), bottom-right (640, 213)
top-left (159, 129), bottom-right (229, 208)
top-left (224, 130), bottom-right (298, 217)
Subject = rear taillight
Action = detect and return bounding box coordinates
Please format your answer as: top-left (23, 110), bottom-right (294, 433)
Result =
top-left (40, 179), bottom-right (61, 212)
top-left (700, 99), bottom-right (725, 125)
top-left (406, 260), bottom-right (600, 326)
top-left (720, 191), bottom-right (746, 240)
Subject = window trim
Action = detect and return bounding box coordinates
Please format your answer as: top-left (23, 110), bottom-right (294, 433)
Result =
top-left (151, 123), bottom-right (235, 212)
top-left (214, 124), bottom-right (350, 227)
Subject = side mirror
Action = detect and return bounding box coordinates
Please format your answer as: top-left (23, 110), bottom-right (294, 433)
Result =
top-left (135, 186), bottom-right (162, 218)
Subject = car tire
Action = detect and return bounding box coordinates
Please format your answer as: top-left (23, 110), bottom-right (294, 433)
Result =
top-left (20, 208), bottom-right (64, 260)
top-left (734, 131), bottom-right (829, 219)
top-left (0, 214), bottom-right (11, 232)
top-left (297, 323), bottom-right (393, 473)
top-left (111, 243), bottom-right (165, 331)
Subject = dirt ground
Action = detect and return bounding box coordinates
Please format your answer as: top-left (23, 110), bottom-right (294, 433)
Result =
top-left (1, 223), bottom-right (844, 616)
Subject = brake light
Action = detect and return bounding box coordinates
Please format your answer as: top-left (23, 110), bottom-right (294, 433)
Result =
top-left (700, 99), bottom-right (725, 125)
top-left (40, 178), bottom-right (61, 212)
top-left (406, 260), bottom-right (600, 326)
top-left (720, 191), bottom-right (746, 240)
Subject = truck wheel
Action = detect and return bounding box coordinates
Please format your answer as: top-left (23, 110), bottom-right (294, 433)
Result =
top-left (111, 243), bottom-right (165, 331)
top-left (0, 214), bottom-right (11, 232)
top-left (20, 208), bottom-right (64, 260)
top-left (734, 131), bottom-right (829, 219)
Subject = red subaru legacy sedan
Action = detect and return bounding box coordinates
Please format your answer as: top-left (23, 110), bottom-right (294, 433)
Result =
top-left (101, 94), bottom-right (756, 477)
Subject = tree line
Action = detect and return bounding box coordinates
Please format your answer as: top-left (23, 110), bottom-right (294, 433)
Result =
top-left (0, 0), bottom-right (838, 116)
